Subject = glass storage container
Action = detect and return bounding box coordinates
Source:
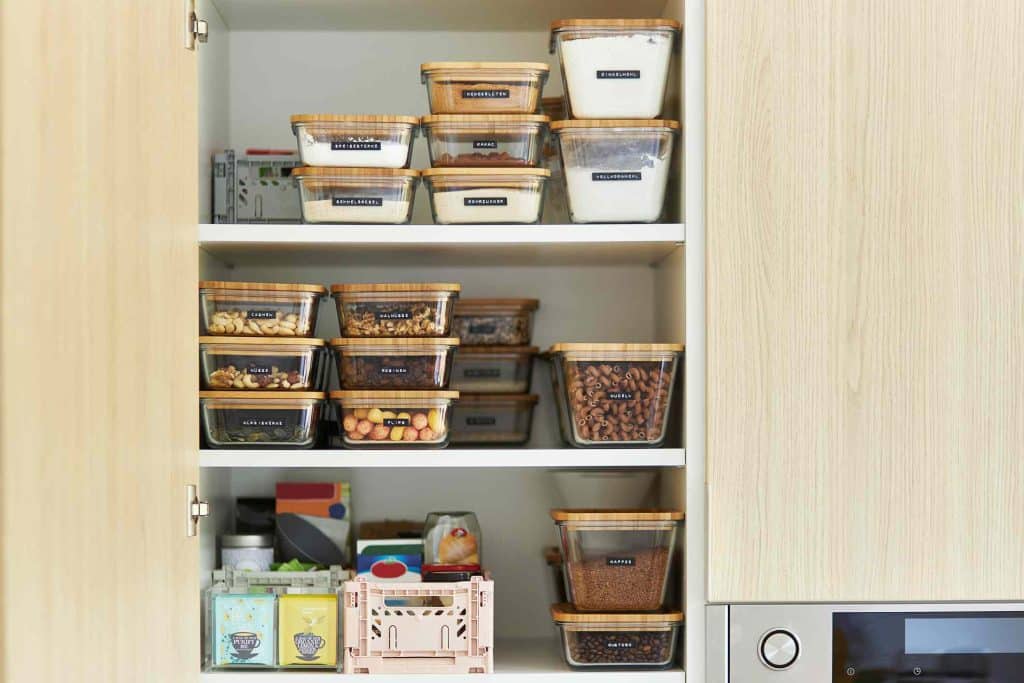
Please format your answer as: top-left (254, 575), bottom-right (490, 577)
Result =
top-left (450, 393), bottom-right (538, 445)
top-left (452, 298), bottom-right (539, 346)
top-left (210, 593), bottom-right (277, 668)
top-left (450, 345), bottom-right (537, 393)
top-left (278, 594), bottom-right (338, 668)
top-left (540, 97), bottom-right (571, 224)
top-left (547, 343), bottom-right (682, 447)
top-left (551, 119), bottom-right (679, 223)
top-left (290, 114), bottom-right (418, 168)
top-left (331, 283), bottom-right (460, 337)
top-left (220, 534), bottom-right (275, 572)
top-left (421, 114), bottom-right (549, 167)
top-left (421, 62), bottom-right (550, 114)
top-left (292, 167), bottom-right (419, 224)
top-left (200, 337), bottom-right (325, 390)
top-left (550, 19), bottom-right (681, 119)
top-left (422, 168), bottom-right (549, 224)
top-left (200, 391), bottom-right (325, 449)
top-left (330, 337), bottom-right (459, 389)
top-left (423, 511), bottom-right (482, 576)
top-left (552, 509), bottom-right (683, 611)
top-left (551, 603), bottom-right (682, 670)
top-left (200, 281), bottom-right (326, 337)
top-left (331, 390), bottom-right (458, 448)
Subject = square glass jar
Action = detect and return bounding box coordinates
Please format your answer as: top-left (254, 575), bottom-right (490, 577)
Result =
top-left (290, 114), bottom-right (418, 168)
top-left (200, 281), bottom-right (326, 337)
top-left (200, 337), bottom-right (325, 390)
top-left (200, 391), bottom-right (325, 449)
top-left (421, 114), bottom-right (549, 167)
top-left (422, 168), bottom-right (549, 224)
top-left (551, 603), bottom-right (682, 670)
top-left (330, 337), bottom-right (459, 390)
top-left (421, 62), bottom-right (550, 114)
top-left (331, 390), bottom-right (458, 448)
top-left (292, 167), bottom-right (419, 224)
top-left (331, 283), bottom-right (460, 337)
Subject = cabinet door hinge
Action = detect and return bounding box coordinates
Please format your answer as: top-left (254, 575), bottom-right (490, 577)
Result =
top-left (186, 483), bottom-right (210, 537)
top-left (184, 0), bottom-right (209, 50)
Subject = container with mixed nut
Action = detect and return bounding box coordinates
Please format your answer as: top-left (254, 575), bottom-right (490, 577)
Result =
top-left (330, 337), bottom-right (459, 390)
top-left (452, 298), bottom-right (538, 346)
top-left (200, 281), bottom-right (326, 337)
top-left (331, 283), bottom-right (460, 338)
top-left (200, 337), bottom-right (326, 390)
top-left (551, 604), bottom-right (682, 670)
top-left (331, 390), bottom-right (458, 449)
top-left (200, 391), bottom-right (325, 449)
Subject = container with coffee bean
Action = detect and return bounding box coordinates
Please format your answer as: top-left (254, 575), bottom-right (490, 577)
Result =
top-left (551, 603), bottom-right (682, 670)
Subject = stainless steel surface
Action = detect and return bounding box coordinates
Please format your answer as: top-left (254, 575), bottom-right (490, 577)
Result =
top-left (186, 483), bottom-right (209, 537)
top-left (759, 629), bottom-right (799, 669)
top-left (707, 605), bottom-right (729, 683)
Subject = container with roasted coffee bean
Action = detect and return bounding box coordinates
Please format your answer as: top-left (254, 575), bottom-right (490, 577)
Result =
top-left (551, 603), bottom-right (682, 670)
top-left (330, 337), bottom-right (459, 389)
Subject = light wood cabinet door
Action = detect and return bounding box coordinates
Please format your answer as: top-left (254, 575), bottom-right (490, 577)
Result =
top-left (707, 1), bottom-right (1024, 602)
top-left (0, 1), bottom-right (198, 680)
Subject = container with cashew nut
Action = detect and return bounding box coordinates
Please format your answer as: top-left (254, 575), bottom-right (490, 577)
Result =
top-left (200, 337), bottom-right (326, 390)
top-left (331, 283), bottom-right (460, 338)
top-left (331, 390), bottom-right (458, 449)
top-left (200, 281), bottom-right (326, 337)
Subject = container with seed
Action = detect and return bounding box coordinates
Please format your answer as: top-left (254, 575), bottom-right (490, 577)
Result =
top-left (551, 603), bottom-right (682, 670)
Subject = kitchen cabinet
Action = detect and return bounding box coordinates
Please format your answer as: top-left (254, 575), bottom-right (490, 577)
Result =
top-left (707, 0), bottom-right (1024, 603)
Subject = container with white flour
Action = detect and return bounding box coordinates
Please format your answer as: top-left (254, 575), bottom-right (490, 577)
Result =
top-left (551, 119), bottom-right (679, 224)
top-left (550, 19), bottom-right (680, 119)
top-left (290, 114), bottom-right (419, 168)
top-left (292, 167), bottom-right (420, 224)
top-left (422, 168), bottom-right (549, 224)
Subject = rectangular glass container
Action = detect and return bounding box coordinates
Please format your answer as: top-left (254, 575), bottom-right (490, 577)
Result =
top-left (551, 603), bottom-right (682, 670)
top-left (421, 61), bottom-right (550, 114)
top-left (330, 337), bottom-right (459, 389)
top-left (331, 283), bottom-right (460, 337)
top-left (451, 298), bottom-right (539, 346)
top-left (290, 114), bottom-right (418, 168)
top-left (450, 345), bottom-right (537, 393)
top-left (200, 337), bottom-right (325, 390)
top-left (292, 167), bottom-right (419, 224)
top-left (422, 168), bottom-right (549, 224)
top-left (421, 114), bottom-right (548, 167)
top-left (450, 393), bottom-right (538, 445)
top-left (200, 391), bottom-right (325, 449)
top-left (331, 390), bottom-right (458, 449)
top-left (200, 281), bottom-right (326, 337)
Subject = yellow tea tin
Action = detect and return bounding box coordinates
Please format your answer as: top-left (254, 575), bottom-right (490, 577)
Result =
top-left (278, 594), bottom-right (338, 667)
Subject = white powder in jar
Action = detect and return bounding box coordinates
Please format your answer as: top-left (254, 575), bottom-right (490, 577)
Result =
top-left (430, 187), bottom-right (542, 224)
top-left (560, 32), bottom-right (674, 118)
top-left (302, 198), bottom-right (412, 224)
top-left (564, 157), bottom-right (670, 223)
top-left (296, 132), bottom-right (411, 168)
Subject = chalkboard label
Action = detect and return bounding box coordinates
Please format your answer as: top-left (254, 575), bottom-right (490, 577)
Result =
top-left (465, 368), bottom-right (501, 378)
top-left (468, 323), bottom-right (497, 335)
top-left (376, 311), bottom-right (411, 321)
top-left (466, 416), bottom-right (497, 426)
top-left (473, 140), bottom-right (498, 149)
top-left (247, 365), bottom-right (272, 375)
top-left (333, 197), bottom-right (383, 207)
top-left (608, 391), bottom-right (634, 400)
top-left (379, 367), bottom-right (408, 375)
top-left (596, 70), bottom-right (641, 79)
top-left (464, 197), bottom-right (508, 206)
top-left (606, 557), bottom-right (636, 567)
top-left (241, 418), bottom-right (287, 428)
top-left (604, 640), bottom-right (636, 649)
top-left (592, 172), bottom-right (642, 182)
top-left (462, 89), bottom-right (510, 99)
top-left (247, 310), bottom-right (277, 320)
top-left (383, 418), bottom-right (410, 427)
top-left (331, 140), bottom-right (381, 150)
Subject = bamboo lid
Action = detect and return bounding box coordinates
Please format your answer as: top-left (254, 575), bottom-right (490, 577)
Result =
top-left (421, 167), bottom-right (550, 178)
top-left (454, 298), bottom-right (539, 311)
top-left (548, 342), bottom-right (683, 353)
top-left (550, 18), bottom-right (682, 31)
top-left (199, 336), bottom-right (325, 347)
top-left (330, 282), bottom-right (461, 294)
top-left (458, 345), bottom-right (539, 354)
top-left (291, 167), bottom-right (421, 178)
top-left (290, 114), bottom-right (419, 125)
top-left (420, 114), bottom-right (550, 125)
top-left (199, 281), bottom-right (328, 294)
top-left (550, 119), bottom-right (681, 131)
top-left (456, 393), bottom-right (538, 404)
top-left (330, 390), bottom-right (460, 399)
top-left (200, 391), bottom-right (326, 400)
top-left (551, 603), bottom-right (684, 623)
top-left (421, 61), bottom-right (550, 73)
top-left (550, 509), bottom-right (684, 521)
top-left (329, 337), bottom-right (459, 347)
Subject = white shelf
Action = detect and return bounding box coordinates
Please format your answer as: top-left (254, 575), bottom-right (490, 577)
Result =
top-left (200, 638), bottom-right (684, 681)
top-left (200, 447), bottom-right (685, 469)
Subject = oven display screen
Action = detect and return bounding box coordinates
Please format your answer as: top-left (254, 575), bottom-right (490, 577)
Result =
top-left (905, 617), bottom-right (1024, 654)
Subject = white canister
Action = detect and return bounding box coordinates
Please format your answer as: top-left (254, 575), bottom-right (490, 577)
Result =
top-left (220, 534), bottom-right (274, 571)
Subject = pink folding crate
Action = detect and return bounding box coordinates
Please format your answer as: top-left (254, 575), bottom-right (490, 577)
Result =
top-left (343, 576), bottom-right (494, 674)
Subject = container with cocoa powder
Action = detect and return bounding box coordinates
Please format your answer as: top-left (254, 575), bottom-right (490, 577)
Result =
top-left (420, 62), bottom-right (549, 114)
top-left (331, 283), bottom-right (460, 338)
top-left (421, 115), bottom-right (549, 168)
top-left (547, 342), bottom-right (682, 447)
top-left (330, 337), bottom-right (459, 390)
top-left (552, 509), bottom-right (682, 612)
top-left (551, 603), bottom-right (682, 670)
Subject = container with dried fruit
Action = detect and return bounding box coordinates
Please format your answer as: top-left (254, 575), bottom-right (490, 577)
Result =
top-left (422, 168), bottom-right (549, 224)
top-left (292, 167), bottom-right (419, 224)
top-left (200, 391), bottom-right (325, 449)
top-left (331, 390), bottom-right (458, 449)
top-left (451, 298), bottom-right (539, 346)
top-left (330, 337), bottom-right (459, 390)
top-left (200, 337), bottom-right (326, 391)
top-left (547, 342), bottom-right (683, 447)
top-left (551, 603), bottom-right (682, 670)
top-left (420, 62), bottom-right (550, 115)
top-left (450, 393), bottom-right (538, 445)
top-left (290, 114), bottom-right (419, 168)
top-left (421, 115), bottom-right (549, 168)
top-left (331, 283), bottom-right (460, 338)
top-left (552, 509), bottom-right (682, 611)
top-left (450, 346), bottom-right (537, 394)
top-left (200, 281), bottom-right (326, 337)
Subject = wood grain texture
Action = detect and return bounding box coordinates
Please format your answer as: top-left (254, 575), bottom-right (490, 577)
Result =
top-left (707, 0), bottom-right (1024, 602)
top-left (0, 0), bottom-right (198, 680)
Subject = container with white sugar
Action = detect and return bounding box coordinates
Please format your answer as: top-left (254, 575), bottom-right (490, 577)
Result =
top-left (550, 19), bottom-right (680, 119)
top-left (551, 119), bottom-right (679, 224)
top-left (292, 167), bottom-right (419, 224)
top-left (422, 168), bottom-right (549, 224)
top-left (290, 114), bottom-right (419, 168)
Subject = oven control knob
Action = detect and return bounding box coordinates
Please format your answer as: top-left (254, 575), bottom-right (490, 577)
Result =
top-left (759, 629), bottom-right (800, 670)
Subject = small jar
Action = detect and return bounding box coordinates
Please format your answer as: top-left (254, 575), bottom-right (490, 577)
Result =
top-left (220, 534), bottom-right (274, 571)
top-left (423, 511), bottom-right (482, 578)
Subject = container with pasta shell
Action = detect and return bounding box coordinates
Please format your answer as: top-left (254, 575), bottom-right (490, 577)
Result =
top-left (200, 391), bottom-right (325, 449)
top-left (331, 390), bottom-right (458, 448)
top-left (200, 337), bottom-right (326, 390)
top-left (330, 337), bottom-right (459, 389)
top-left (452, 298), bottom-right (539, 346)
top-left (331, 283), bottom-right (460, 338)
top-left (292, 167), bottom-right (419, 224)
top-left (421, 62), bottom-right (550, 114)
top-left (450, 346), bottom-right (537, 393)
top-left (450, 393), bottom-right (538, 445)
top-left (199, 281), bottom-right (327, 337)
top-left (421, 114), bottom-right (549, 167)
top-left (551, 603), bottom-right (682, 670)
top-left (422, 168), bottom-right (549, 224)
top-left (290, 114), bottom-right (419, 168)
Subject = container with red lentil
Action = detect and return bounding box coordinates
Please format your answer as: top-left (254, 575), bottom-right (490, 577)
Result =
top-left (551, 603), bottom-right (682, 670)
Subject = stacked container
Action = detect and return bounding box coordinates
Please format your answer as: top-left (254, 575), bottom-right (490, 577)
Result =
top-left (329, 283), bottom-right (462, 448)
top-left (449, 299), bottom-right (540, 445)
top-left (549, 509), bottom-right (684, 670)
top-left (198, 281), bottom-right (329, 449)
top-left (289, 114), bottom-right (420, 224)
top-left (548, 19), bottom-right (681, 223)
top-left (419, 63), bottom-right (552, 224)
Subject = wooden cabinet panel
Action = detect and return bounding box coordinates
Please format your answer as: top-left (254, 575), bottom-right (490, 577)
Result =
top-left (707, 1), bottom-right (1024, 602)
top-left (0, 1), bottom-right (198, 680)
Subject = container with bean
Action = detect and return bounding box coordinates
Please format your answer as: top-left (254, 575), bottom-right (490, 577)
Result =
top-left (331, 283), bottom-right (460, 338)
top-left (330, 337), bottom-right (459, 389)
top-left (551, 604), bottom-right (681, 670)
top-left (200, 281), bottom-right (326, 337)
top-left (451, 298), bottom-right (538, 346)
top-left (330, 390), bottom-right (458, 449)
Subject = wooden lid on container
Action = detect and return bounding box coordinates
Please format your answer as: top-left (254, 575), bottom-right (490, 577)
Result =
top-left (199, 281), bottom-right (328, 294)
top-left (199, 336), bottom-right (325, 347)
top-left (550, 509), bottom-right (684, 521)
top-left (199, 391), bottom-right (326, 400)
top-left (330, 282), bottom-right (461, 293)
top-left (457, 393), bottom-right (538, 404)
top-left (548, 342), bottom-right (683, 353)
top-left (454, 298), bottom-right (539, 311)
top-left (329, 337), bottom-right (459, 347)
top-left (420, 114), bottom-right (550, 125)
top-left (421, 61), bottom-right (550, 72)
top-left (550, 18), bottom-right (682, 31)
top-left (420, 167), bottom-right (551, 178)
top-left (458, 345), bottom-right (539, 355)
top-left (330, 390), bottom-right (460, 399)
top-left (291, 167), bottom-right (421, 178)
top-left (550, 119), bottom-right (681, 131)
top-left (290, 114), bottom-right (420, 125)
top-left (551, 603), bottom-right (684, 623)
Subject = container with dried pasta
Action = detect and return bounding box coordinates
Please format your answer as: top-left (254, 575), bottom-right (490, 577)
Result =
top-left (551, 604), bottom-right (682, 670)
top-left (330, 337), bottom-right (459, 389)
top-left (200, 391), bottom-right (325, 449)
top-left (199, 281), bottom-right (326, 337)
top-left (331, 283), bottom-right (460, 338)
top-left (422, 168), bottom-right (549, 224)
top-left (331, 390), bottom-right (458, 448)
top-left (290, 114), bottom-right (418, 168)
top-left (421, 114), bottom-right (549, 167)
top-left (450, 346), bottom-right (537, 394)
top-left (200, 337), bottom-right (326, 390)
top-left (421, 62), bottom-right (550, 114)
top-left (292, 167), bottom-right (419, 224)
top-left (547, 343), bottom-right (682, 447)
top-left (450, 393), bottom-right (538, 445)
top-left (452, 298), bottom-right (539, 346)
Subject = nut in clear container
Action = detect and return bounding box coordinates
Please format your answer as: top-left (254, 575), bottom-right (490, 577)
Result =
top-left (421, 114), bottom-right (549, 167)
top-left (551, 603), bottom-right (681, 670)
top-left (290, 114), bottom-right (418, 168)
top-left (292, 167), bottom-right (419, 224)
top-left (422, 168), bottom-right (549, 224)
top-left (200, 337), bottom-right (326, 390)
top-left (452, 298), bottom-right (539, 346)
top-left (330, 337), bottom-right (459, 389)
top-left (421, 62), bottom-right (550, 114)
top-left (331, 390), bottom-right (458, 448)
top-left (331, 283), bottom-right (460, 337)
top-left (200, 281), bottom-right (326, 337)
